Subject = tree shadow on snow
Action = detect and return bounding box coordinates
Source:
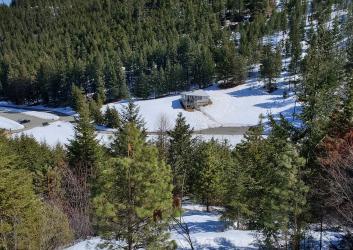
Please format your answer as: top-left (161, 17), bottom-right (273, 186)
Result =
top-left (187, 220), bottom-right (225, 234)
top-left (227, 86), bottom-right (268, 98)
top-left (254, 97), bottom-right (294, 109)
top-left (191, 238), bottom-right (258, 250)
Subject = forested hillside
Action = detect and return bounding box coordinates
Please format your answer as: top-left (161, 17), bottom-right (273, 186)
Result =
top-left (2, 0), bottom-right (353, 249)
top-left (0, 0), bottom-right (283, 104)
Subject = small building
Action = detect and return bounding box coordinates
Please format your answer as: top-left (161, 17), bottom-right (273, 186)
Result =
top-left (181, 90), bottom-right (211, 110)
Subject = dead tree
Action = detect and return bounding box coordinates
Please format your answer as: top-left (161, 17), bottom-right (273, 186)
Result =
top-left (319, 129), bottom-right (353, 229)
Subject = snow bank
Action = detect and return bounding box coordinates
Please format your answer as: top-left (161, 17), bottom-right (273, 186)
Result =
top-left (0, 106), bottom-right (59, 120)
top-left (0, 116), bottom-right (24, 130)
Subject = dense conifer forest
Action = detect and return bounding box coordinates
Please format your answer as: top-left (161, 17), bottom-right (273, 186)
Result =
top-left (1, 0), bottom-right (353, 249)
top-left (0, 0), bottom-right (286, 105)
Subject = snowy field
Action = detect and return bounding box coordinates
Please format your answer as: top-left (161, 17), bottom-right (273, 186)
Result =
top-left (0, 101), bottom-right (75, 116)
top-left (0, 116), bottom-right (24, 130)
top-left (15, 121), bottom-right (244, 148)
top-left (8, 65), bottom-right (299, 147)
top-left (104, 68), bottom-right (299, 132)
top-left (14, 121), bottom-right (111, 147)
top-left (65, 201), bottom-right (343, 250)
top-left (0, 106), bottom-right (60, 120)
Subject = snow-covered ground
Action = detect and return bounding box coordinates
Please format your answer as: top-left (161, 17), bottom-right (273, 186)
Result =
top-left (0, 106), bottom-right (60, 120)
top-left (14, 121), bottom-right (111, 147)
top-left (65, 201), bottom-right (344, 250)
top-left (15, 121), bottom-right (75, 146)
top-left (104, 68), bottom-right (299, 132)
top-left (0, 101), bottom-right (75, 116)
top-left (172, 203), bottom-right (259, 249)
top-left (8, 64), bottom-right (299, 147)
top-left (0, 116), bottom-right (24, 130)
top-left (16, 121), bottom-right (244, 148)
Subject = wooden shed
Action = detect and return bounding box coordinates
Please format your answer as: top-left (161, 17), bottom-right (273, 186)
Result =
top-left (181, 90), bottom-right (211, 110)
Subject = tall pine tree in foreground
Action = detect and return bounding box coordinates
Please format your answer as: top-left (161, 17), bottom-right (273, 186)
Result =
top-left (223, 118), bottom-right (307, 249)
top-left (67, 88), bottom-right (102, 238)
top-left (193, 140), bottom-right (232, 212)
top-left (94, 123), bottom-right (174, 250)
top-left (0, 136), bottom-right (73, 249)
top-left (168, 112), bottom-right (193, 196)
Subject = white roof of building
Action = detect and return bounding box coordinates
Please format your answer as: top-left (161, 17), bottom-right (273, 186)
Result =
top-left (181, 89), bottom-right (209, 97)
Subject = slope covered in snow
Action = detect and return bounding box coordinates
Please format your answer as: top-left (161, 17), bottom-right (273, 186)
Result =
top-left (105, 68), bottom-right (299, 132)
top-left (14, 121), bottom-right (111, 147)
top-left (0, 106), bottom-right (60, 120)
top-left (65, 201), bottom-right (343, 250)
top-left (0, 116), bottom-right (24, 130)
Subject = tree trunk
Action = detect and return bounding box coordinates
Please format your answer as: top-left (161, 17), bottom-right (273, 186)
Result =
top-left (292, 215), bottom-right (300, 250)
top-left (319, 217), bottom-right (323, 250)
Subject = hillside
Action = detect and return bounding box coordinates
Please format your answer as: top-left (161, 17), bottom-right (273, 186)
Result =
top-left (1, 0), bottom-right (353, 250)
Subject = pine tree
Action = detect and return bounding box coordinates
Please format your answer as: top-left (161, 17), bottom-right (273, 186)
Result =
top-left (135, 71), bottom-right (150, 99)
top-left (104, 106), bottom-right (121, 129)
top-left (111, 99), bottom-right (146, 156)
top-left (71, 85), bottom-right (86, 113)
top-left (222, 118), bottom-right (308, 248)
top-left (347, 6), bottom-right (353, 69)
top-left (217, 41), bottom-right (237, 88)
top-left (94, 75), bottom-right (106, 107)
top-left (168, 112), bottom-right (193, 196)
top-left (105, 59), bottom-right (129, 101)
top-left (192, 46), bottom-right (215, 89)
top-left (260, 45), bottom-right (282, 92)
top-left (68, 91), bottom-right (102, 180)
top-left (94, 123), bottom-right (174, 249)
top-left (0, 136), bottom-right (73, 249)
top-left (67, 89), bottom-right (102, 237)
top-left (0, 144), bottom-right (42, 249)
top-left (288, 0), bottom-right (304, 77)
top-left (121, 99), bottom-right (146, 132)
top-left (217, 41), bottom-right (247, 88)
top-left (89, 99), bottom-right (104, 125)
top-left (193, 140), bottom-right (231, 212)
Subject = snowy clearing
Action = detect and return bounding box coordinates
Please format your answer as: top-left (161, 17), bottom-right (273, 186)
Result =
top-left (14, 121), bottom-right (120, 147)
top-left (16, 121), bottom-right (244, 148)
top-left (0, 116), bottom-right (24, 130)
top-left (0, 106), bottom-right (60, 120)
top-left (14, 121), bottom-right (75, 146)
top-left (65, 202), bottom-right (343, 250)
top-left (104, 70), bottom-right (299, 132)
top-left (0, 101), bottom-right (75, 116)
